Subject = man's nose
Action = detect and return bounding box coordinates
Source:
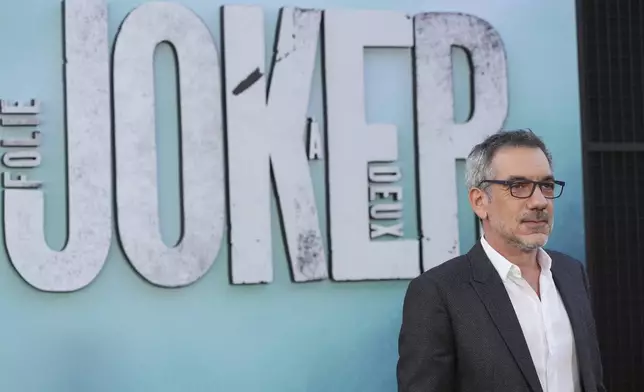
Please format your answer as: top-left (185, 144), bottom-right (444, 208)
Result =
top-left (527, 185), bottom-right (548, 208)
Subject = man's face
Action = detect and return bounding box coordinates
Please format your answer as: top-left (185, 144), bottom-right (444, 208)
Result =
top-left (481, 146), bottom-right (555, 251)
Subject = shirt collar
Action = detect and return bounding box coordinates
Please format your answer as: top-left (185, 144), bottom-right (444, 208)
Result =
top-left (480, 236), bottom-right (551, 281)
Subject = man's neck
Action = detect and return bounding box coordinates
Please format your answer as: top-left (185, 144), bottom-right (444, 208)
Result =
top-left (483, 234), bottom-right (539, 270)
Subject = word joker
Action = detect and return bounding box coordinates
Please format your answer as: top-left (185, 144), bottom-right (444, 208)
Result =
top-left (4, 0), bottom-right (508, 292)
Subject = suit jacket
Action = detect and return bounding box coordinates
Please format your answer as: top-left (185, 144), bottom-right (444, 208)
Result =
top-left (396, 242), bottom-right (606, 392)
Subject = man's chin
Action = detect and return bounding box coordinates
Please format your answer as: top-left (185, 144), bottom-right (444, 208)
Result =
top-left (516, 233), bottom-right (549, 250)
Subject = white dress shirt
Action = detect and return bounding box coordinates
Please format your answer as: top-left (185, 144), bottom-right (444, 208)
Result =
top-left (480, 236), bottom-right (581, 392)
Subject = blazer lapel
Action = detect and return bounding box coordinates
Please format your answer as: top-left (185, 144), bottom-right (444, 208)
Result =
top-left (468, 243), bottom-right (543, 392)
top-left (550, 256), bottom-right (593, 392)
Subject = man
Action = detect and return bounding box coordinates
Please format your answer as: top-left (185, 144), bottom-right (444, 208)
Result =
top-left (396, 129), bottom-right (606, 392)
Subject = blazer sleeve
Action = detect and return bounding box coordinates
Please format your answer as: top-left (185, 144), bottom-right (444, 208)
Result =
top-left (397, 276), bottom-right (455, 392)
top-left (579, 262), bottom-right (607, 392)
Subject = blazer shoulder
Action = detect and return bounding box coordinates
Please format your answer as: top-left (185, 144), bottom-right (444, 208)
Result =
top-left (545, 248), bottom-right (584, 268)
top-left (545, 248), bottom-right (589, 282)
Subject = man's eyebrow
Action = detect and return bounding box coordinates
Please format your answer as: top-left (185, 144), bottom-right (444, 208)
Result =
top-left (505, 175), bottom-right (555, 181)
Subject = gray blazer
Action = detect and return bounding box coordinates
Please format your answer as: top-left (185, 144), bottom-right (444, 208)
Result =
top-left (396, 242), bottom-right (606, 392)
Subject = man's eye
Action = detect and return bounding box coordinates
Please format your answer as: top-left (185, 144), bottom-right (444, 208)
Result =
top-left (510, 182), bottom-right (530, 189)
top-left (541, 183), bottom-right (555, 190)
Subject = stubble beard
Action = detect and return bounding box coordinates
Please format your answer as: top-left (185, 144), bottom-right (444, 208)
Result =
top-left (495, 219), bottom-right (553, 252)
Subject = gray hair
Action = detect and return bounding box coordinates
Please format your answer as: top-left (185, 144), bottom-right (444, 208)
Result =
top-left (465, 129), bottom-right (553, 191)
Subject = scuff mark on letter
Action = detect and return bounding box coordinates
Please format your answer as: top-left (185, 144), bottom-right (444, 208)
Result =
top-left (232, 67), bottom-right (263, 95)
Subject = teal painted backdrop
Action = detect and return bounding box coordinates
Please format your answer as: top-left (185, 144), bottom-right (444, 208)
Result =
top-left (0, 0), bottom-right (581, 391)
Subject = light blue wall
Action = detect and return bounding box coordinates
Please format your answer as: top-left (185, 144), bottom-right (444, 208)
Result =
top-left (0, 0), bottom-right (581, 391)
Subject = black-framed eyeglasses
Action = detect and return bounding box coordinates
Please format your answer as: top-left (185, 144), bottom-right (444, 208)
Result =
top-left (478, 179), bottom-right (566, 199)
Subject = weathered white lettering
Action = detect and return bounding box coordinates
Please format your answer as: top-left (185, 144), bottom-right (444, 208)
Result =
top-left (368, 164), bottom-right (401, 183)
top-left (307, 118), bottom-right (323, 160)
top-left (369, 184), bottom-right (402, 201)
top-left (414, 12), bottom-right (508, 270)
top-left (113, 2), bottom-right (225, 287)
top-left (0, 5), bottom-right (513, 289)
top-left (0, 99), bottom-right (39, 114)
top-left (0, 115), bottom-right (39, 126)
top-left (2, 151), bottom-right (41, 168)
top-left (3, 172), bottom-right (41, 189)
top-left (0, 99), bottom-right (40, 126)
top-left (369, 203), bottom-right (403, 220)
top-left (369, 164), bottom-right (404, 236)
top-left (324, 9), bottom-right (419, 280)
top-left (370, 222), bottom-right (404, 239)
top-left (223, 6), bottom-right (326, 284)
top-left (1, 131), bottom-right (42, 147)
top-left (3, 0), bottom-right (112, 292)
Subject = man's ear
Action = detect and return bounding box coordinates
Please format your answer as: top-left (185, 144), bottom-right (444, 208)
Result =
top-left (469, 187), bottom-right (489, 220)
